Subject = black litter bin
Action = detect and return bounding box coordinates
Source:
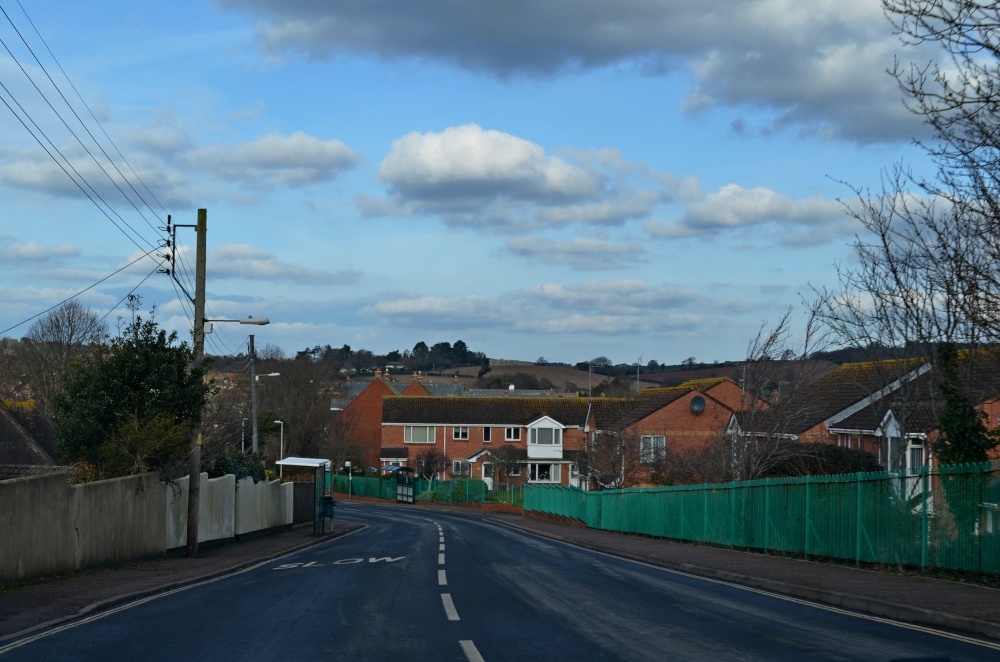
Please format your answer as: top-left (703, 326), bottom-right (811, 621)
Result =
top-left (320, 495), bottom-right (335, 533)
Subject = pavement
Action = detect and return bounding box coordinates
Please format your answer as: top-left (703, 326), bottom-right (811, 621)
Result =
top-left (1, 503), bottom-right (998, 647)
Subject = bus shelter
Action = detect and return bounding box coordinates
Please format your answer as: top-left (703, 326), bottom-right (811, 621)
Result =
top-left (275, 457), bottom-right (333, 534)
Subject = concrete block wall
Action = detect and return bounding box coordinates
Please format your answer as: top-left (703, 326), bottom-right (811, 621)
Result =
top-left (0, 472), bottom-right (164, 585)
top-left (1, 471), bottom-right (293, 585)
top-left (164, 473), bottom-right (236, 551)
top-left (234, 477), bottom-right (293, 537)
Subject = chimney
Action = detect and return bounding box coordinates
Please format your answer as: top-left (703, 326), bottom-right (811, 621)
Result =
top-left (375, 367), bottom-right (382, 379)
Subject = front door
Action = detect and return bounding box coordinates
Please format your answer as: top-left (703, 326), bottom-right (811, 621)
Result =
top-left (482, 462), bottom-right (494, 490)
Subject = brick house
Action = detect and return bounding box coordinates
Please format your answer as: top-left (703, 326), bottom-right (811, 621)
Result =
top-left (382, 396), bottom-right (641, 486)
top-left (334, 375), bottom-right (399, 469)
top-left (379, 386), bottom-right (743, 487)
top-left (725, 361), bottom-right (934, 470)
top-left (332, 371), bottom-right (467, 470)
top-left (726, 358), bottom-right (1000, 472)
top-left (605, 380), bottom-right (744, 484)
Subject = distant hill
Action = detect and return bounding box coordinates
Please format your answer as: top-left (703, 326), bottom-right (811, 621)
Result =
top-left (644, 359), bottom-right (839, 389)
top-left (434, 358), bottom-right (839, 393)
top-left (441, 360), bottom-right (656, 392)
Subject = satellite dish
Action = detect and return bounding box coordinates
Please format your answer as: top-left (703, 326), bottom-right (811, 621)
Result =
top-left (690, 395), bottom-right (706, 414)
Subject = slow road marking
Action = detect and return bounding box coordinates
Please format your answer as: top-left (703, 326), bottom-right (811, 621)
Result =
top-left (273, 556), bottom-right (405, 569)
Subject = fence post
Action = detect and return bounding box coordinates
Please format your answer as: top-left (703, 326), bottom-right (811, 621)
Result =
top-left (804, 474), bottom-right (810, 560)
top-left (856, 472), bottom-right (862, 568)
top-left (730, 482), bottom-right (736, 549)
top-left (703, 487), bottom-right (709, 542)
top-left (764, 479), bottom-right (770, 554)
top-left (921, 464), bottom-right (929, 574)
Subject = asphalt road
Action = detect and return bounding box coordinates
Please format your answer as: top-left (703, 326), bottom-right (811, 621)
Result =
top-left (3, 503), bottom-right (999, 661)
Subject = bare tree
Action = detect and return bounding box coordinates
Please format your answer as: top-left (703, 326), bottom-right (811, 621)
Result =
top-left (20, 301), bottom-right (106, 419)
top-left (814, 1), bottom-right (1000, 458)
top-left (318, 407), bottom-right (360, 472)
top-left (582, 429), bottom-right (644, 489)
top-left (727, 308), bottom-right (834, 481)
top-left (256, 343), bottom-right (286, 361)
top-left (256, 357), bottom-right (334, 460)
top-left (0, 339), bottom-right (29, 402)
top-left (648, 437), bottom-right (729, 486)
top-left (414, 448), bottom-right (448, 481)
top-left (885, 1), bottom-right (1000, 287)
top-left (486, 443), bottom-right (525, 486)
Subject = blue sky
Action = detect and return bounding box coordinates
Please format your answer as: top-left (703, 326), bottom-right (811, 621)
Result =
top-left (0, 0), bottom-right (935, 365)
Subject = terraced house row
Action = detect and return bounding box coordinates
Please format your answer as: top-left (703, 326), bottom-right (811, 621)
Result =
top-left (335, 371), bottom-right (753, 487)
top-left (324, 357), bottom-right (1000, 489)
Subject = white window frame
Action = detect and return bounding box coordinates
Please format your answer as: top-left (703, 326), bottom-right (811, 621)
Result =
top-left (907, 437), bottom-right (927, 471)
top-left (404, 425), bottom-right (437, 444)
top-left (505, 427), bottom-right (521, 441)
top-left (483, 427), bottom-right (492, 443)
top-left (452, 460), bottom-right (470, 476)
top-left (529, 427), bottom-right (563, 446)
top-left (453, 426), bottom-right (469, 440)
top-left (640, 435), bottom-right (666, 464)
top-left (528, 463), bottom-right (561, 483)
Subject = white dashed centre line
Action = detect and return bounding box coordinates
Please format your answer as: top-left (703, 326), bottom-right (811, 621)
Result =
top-left (460, 640), bottom-right (485, 662)
top-left (441, 593), bottom-right (460, 621)
top-left (438, 569), bottom-right (448, 586)
top-left (438, 553), bottom-right (446, 565)
top-left (439, 543), bottom-right (446, 551)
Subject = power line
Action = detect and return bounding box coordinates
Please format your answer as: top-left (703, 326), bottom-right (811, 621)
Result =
top-left (95, 260), bottom-right (167, 327)
top-left (0, 86), bottom-right (152, 253)
top-left (0, 249), bottom-right (161, 336)
top-left (14, 0), bottom-right (168, 222)
top-left (0, 12), bottom-right (161, 249)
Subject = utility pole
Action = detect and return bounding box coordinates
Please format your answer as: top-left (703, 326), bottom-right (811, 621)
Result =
top-left (185, 209), bottom-right (207, 558)
top-left (636, 355), bottom-right (642, 393)
top-left (250, 334), bottom-right (259, 454)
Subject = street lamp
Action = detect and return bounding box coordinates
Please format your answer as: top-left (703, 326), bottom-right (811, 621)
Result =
top-left (275, 420), bottom-right (285, 478)
top-left (205, 316), bottom-right (270, 328)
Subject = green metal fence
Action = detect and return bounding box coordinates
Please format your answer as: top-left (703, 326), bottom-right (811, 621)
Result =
top-left (524, 461), bottom-right (1000, 574)
top-left (330, 475), bottom-right (523, 507)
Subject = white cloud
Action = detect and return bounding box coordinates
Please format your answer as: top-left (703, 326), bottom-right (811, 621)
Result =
top-left (0, 238), bottom-right (78, 261)
top-left (378, 124), bottom-right (599, 202)
top-left (209, 244), bottom-right (361, 284)
top-left (647, 183), bottom-right (846, 245)
top-left (506, 236), bottom-right (644, 270)
top-left (127, 107), bottom-right (193, 155)
top-left (523, 280), bottom-right (702, 313)
top-left (218, 0), bottom-right (924, 143)
top-left (0, 119), bottom-right (358, 208)
top-left (190, 131), bottom-right (360, 189)
top-left (356, 279), bottom-right (715, 340)
top-left (360, 294), bottom-right (503, 327)
top-left (368, 124), bottom-right (679, 236)
top-left (684, 184), bottom-right (842, 229)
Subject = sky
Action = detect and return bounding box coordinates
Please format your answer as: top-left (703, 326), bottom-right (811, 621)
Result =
top-left (0, 0), bottom-right (938, 366)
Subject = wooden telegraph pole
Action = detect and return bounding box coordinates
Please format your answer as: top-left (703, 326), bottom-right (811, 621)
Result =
top-left (185, 209), bottom-right (207, 558)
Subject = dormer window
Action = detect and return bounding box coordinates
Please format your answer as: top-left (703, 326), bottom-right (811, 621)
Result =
top-left (529, 427), bottom-right (562, 445)
top-left (526, 416), bottom-right (565, 460)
